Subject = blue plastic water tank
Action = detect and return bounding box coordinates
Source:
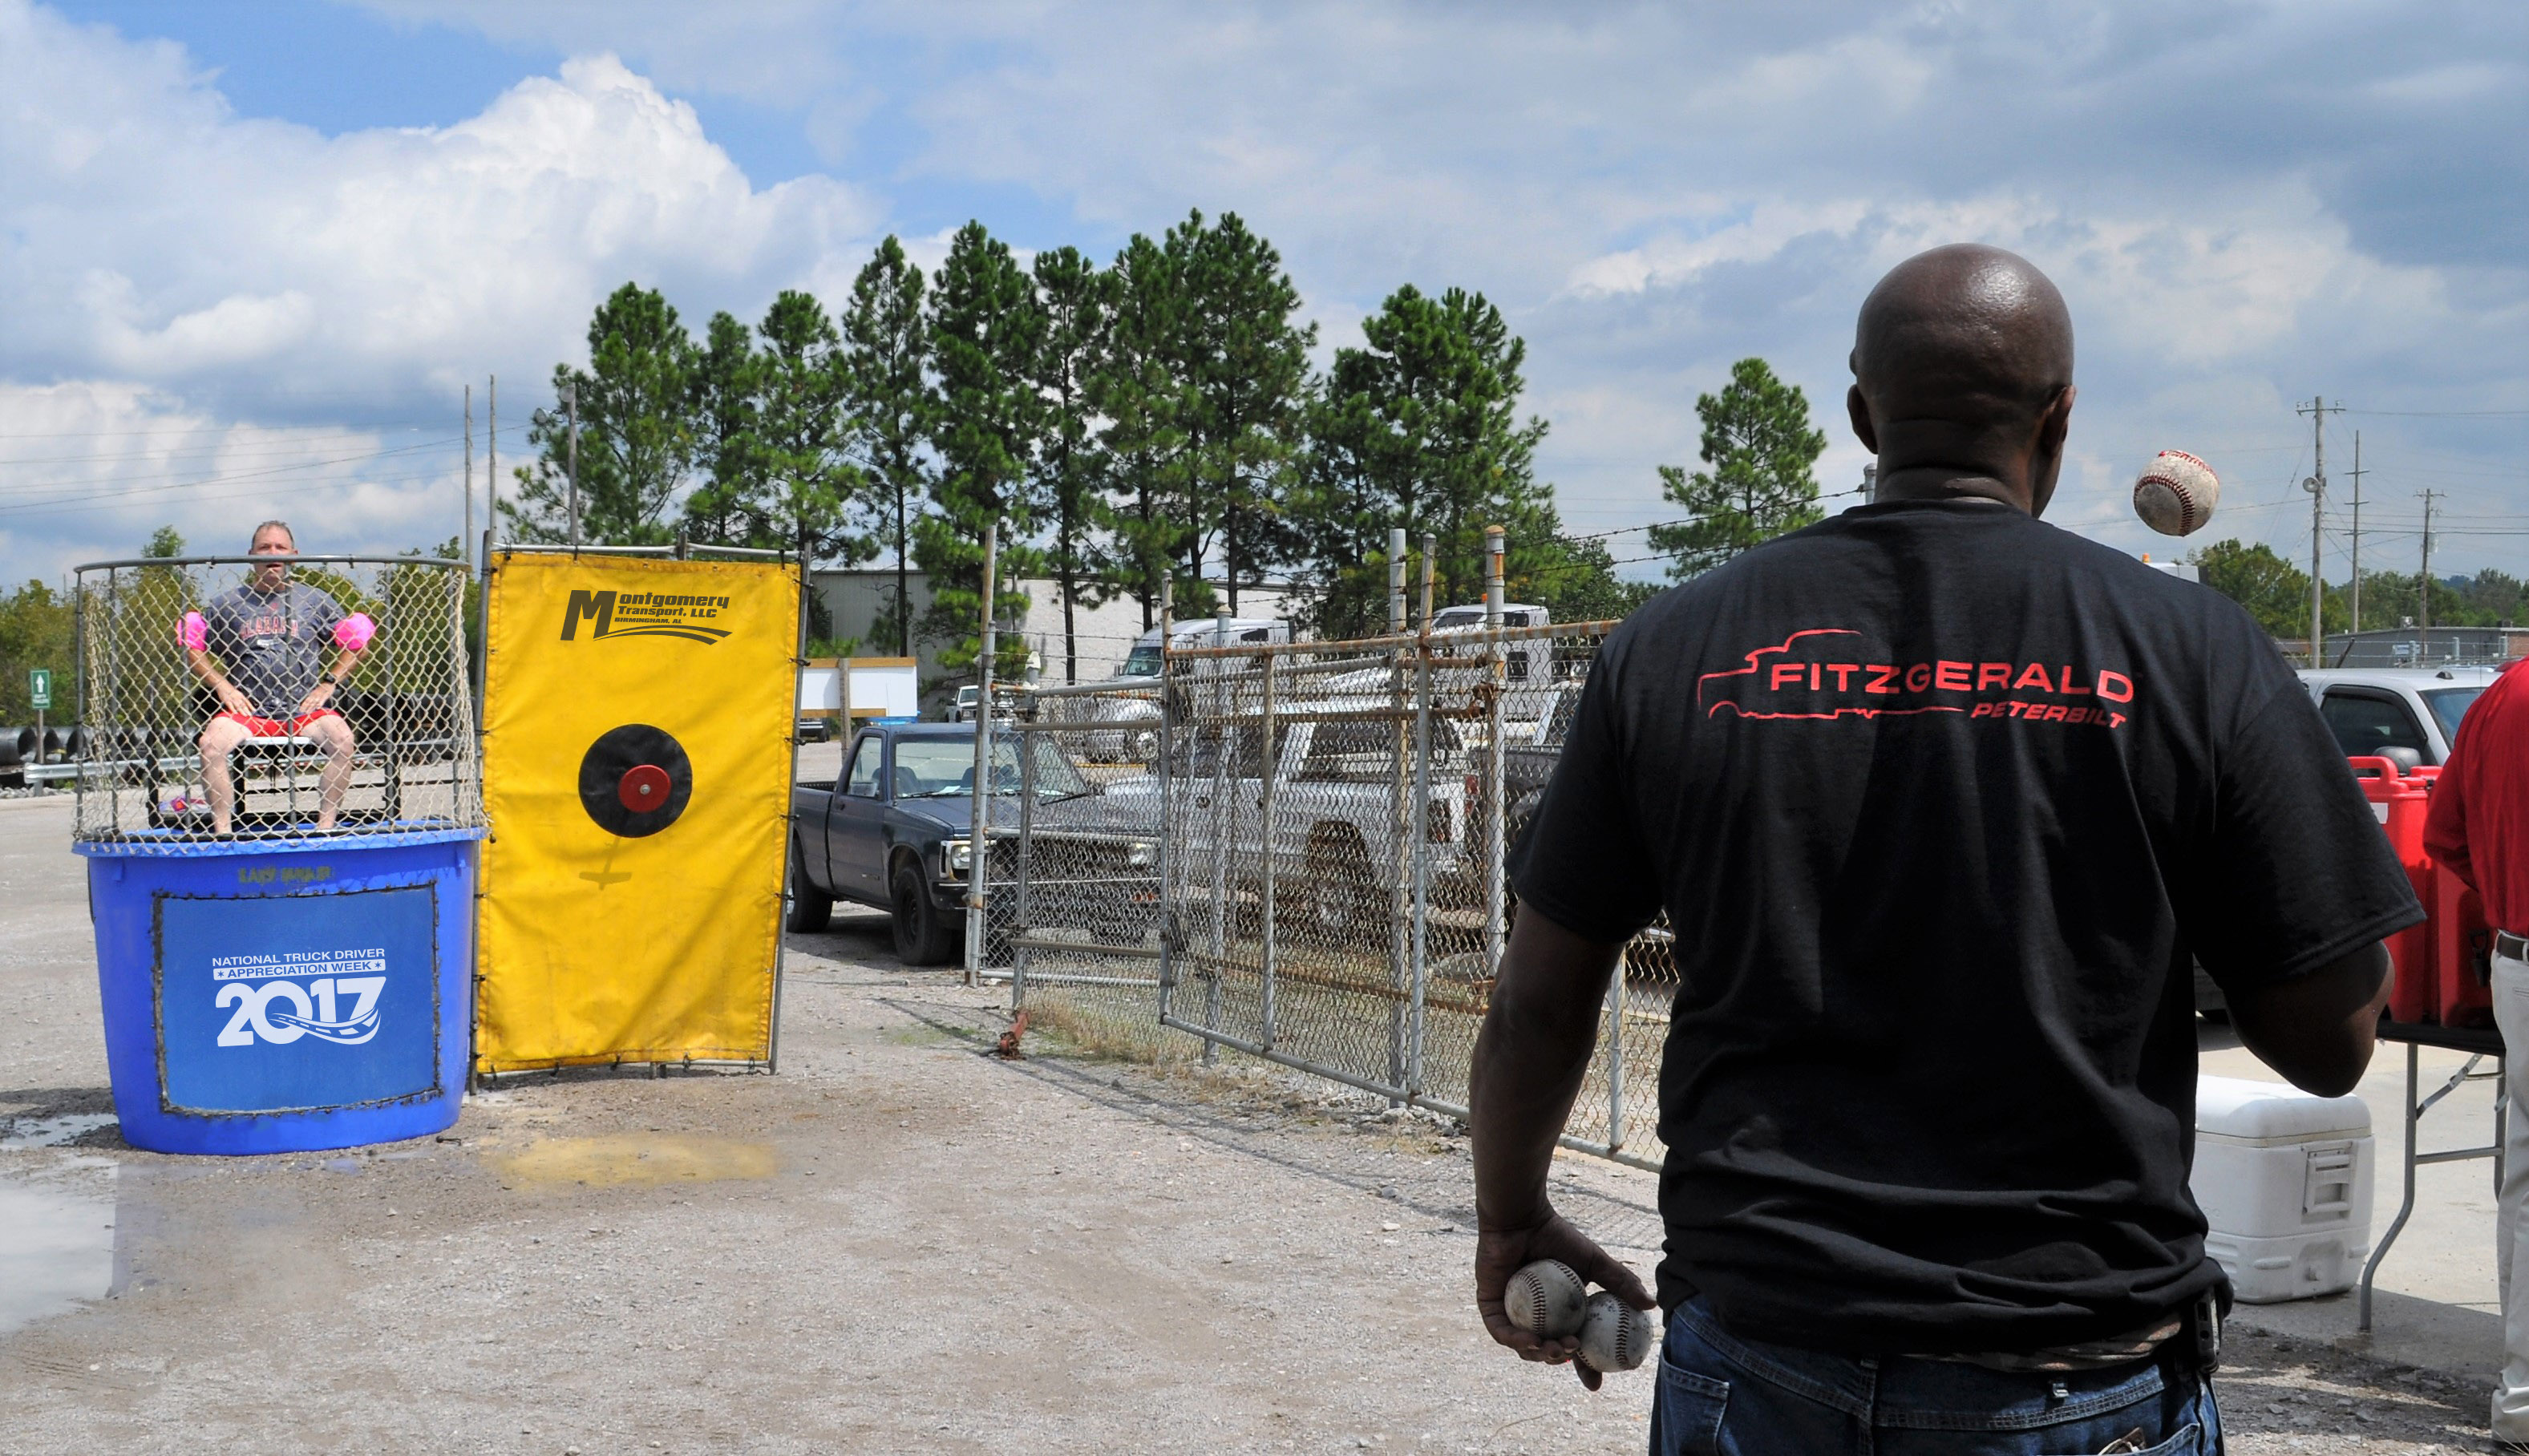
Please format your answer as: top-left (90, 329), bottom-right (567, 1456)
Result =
top-left (79, 827), bottom-right (482, 1155)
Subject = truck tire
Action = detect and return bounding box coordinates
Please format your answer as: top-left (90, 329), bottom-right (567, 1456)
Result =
top-left (892, 859), bottom-right (960, 966)
top-left (785, 845), bottom-right (832, 932)
top-left (1301, 827), bottom-right (1382, 948)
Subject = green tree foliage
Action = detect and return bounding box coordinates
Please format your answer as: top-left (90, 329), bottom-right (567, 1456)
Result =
top-left (1030, 245), bottom-right (1119, 682)
top-left (1648, 358), bottom-right (1827, 580)
top-left (840, 236), bottom-right (933, 657)
top-left (2345, 567), bottom-right (2527, 632)
top-left (921, 222), bottom-right (1045, 674)
top-left (2191, 539), bottom-right (2336, 639)
top-left (1175, 211), bottom-right (1315, 613)
top-left (1091, 232), bottom-right (1200, 625)
top-left (745, 290), bottom-right (868, 566)
top-left (679, 309), bottom-right (763, 548)
top-left (144, 525), bottom-right (187, 559)
top-left (0, 579), bottom-right (75, 723)
top-left (505, 282), bottom-right (698, 545)
top-left (1523, 536), bottom-right (1661, 625)
top-left (1296, 285), bottom-right (1555, 637)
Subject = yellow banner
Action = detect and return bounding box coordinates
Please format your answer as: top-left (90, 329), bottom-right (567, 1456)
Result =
top-left (475, 553), bottom-right (797, 1071)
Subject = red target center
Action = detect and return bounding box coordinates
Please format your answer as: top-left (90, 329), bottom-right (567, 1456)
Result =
top-left (618, 762), bottom-right (673, 812)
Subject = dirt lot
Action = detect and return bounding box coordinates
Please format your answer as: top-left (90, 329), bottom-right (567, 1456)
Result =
top-left (0, 789), bottom-right (2514, 1453)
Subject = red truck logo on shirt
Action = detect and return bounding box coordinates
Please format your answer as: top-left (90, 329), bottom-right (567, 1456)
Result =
top-left (1699, 629), bottom-right (2133, 729)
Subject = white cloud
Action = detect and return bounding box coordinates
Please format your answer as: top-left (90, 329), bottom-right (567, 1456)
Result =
top-left (0, 3), bottom-right (888, 576)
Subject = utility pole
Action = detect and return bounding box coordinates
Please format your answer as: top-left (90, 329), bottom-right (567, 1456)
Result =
top-left (565, 380), bottom-right (581, 548)
top-left (2419, 488), bottom-right (2442, 637)
top-left (463, 384), bottom-right (474, 578)
top-left (2298, 396), bottom-right (2343, 666)
top-left (2345, 431), bottom-right (2363, 635)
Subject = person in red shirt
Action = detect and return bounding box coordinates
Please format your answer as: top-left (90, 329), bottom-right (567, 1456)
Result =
top-left (2423, 657), bottom-right (2529, 1450)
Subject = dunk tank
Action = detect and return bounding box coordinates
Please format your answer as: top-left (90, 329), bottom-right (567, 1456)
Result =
top-left (70, 552), bottom-right (484, 1154)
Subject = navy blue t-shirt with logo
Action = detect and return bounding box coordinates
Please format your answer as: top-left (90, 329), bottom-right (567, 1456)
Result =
top-left (1511, 499), bottom-right (2422, 1355)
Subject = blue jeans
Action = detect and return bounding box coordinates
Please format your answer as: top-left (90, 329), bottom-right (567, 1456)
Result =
top-left (1650, 1298), bottom-right (2222, 1455)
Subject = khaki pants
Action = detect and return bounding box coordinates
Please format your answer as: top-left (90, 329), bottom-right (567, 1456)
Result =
top-left (2494, 945), bottom-right (2529, 1441)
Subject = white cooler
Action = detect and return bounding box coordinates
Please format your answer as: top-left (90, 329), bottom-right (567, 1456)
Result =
top-left (2191, 1074), bottom-right (2374, 1304)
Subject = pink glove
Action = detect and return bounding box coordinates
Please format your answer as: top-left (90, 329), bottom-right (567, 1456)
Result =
top-left (334, 613), bottom-right (375, 653)
top-left (179, 612), bottom-right (208, 652)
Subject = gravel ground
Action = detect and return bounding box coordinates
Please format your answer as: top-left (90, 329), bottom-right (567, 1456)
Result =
top-left (0, 787), bottom-right (2514, 1454)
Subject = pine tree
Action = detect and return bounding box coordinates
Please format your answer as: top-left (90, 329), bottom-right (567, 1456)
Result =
top-left (681, 310), bottom-right (762, 547)
top-left (1090, 232), bottom-right (1200, 625)
top-left (1646, 358), bottom-right (1826, 579)
top-left (1030, 246), bottom-right (1118, 682)
top-left (504, 283), bottom-right (698, 545)
top-left (1176, 211), bottom-right (1314, 614)
top-left (1297, 285), bottom-right (1554, 634)
top-left (749, 289), bottom-right (867, 566)
top-left (921, 222), bottom-right (1045, 674)
top-left (840, 236), bottom-right (933, 657)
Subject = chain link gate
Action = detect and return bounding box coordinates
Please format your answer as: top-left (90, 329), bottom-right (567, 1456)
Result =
top-left (975, 576), bottom-right (1662, 1173)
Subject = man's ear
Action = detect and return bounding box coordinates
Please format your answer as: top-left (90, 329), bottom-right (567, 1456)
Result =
top-left (1846, 385), bottom-right (1879, 453)
top-left (2037, 384), bottom-right (2076, 459)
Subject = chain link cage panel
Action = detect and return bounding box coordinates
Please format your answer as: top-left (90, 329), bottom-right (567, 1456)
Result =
top-left (71, 555), bottom-right (481, 848)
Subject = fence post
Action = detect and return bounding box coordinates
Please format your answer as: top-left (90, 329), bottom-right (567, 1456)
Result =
top-left (1203, 611), bottom-right (1230, 1064)
top-left (1407, 533), bottom-right (1437, 1102)
top-left (1386, 527), bottom-right (1410, 1095)
top-left (1260, 645), bottom-right (1278, 1052)
top-left (1014, 713), bottom-right (1035, 1010)
top-left (965, 517), bottom-right (998, 986)
top-left (1484, 526), bottom-right (1506, 986)
top-left (1155, 576), bottom-right (1177, 1024)
top-left (1606, 969), bottom-right (1626, 1155)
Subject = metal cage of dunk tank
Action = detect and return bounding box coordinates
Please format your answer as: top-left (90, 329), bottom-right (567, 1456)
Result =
top-left (70, 552), bottom-right (484, 1155)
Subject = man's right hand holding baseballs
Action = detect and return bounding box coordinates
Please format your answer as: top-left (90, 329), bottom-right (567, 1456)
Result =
top-left (1475, 1206), bottom-right (1656, 1391)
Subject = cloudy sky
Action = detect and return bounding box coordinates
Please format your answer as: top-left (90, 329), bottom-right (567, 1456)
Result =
top-left (3, 0), bottom-right (2522, 592)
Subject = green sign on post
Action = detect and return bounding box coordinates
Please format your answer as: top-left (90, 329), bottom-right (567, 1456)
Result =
top-left (27, 668), bottom-right (50, 711)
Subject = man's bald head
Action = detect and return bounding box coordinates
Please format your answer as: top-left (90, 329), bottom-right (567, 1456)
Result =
top-left (1847, 245), bottom-right (2078, 514)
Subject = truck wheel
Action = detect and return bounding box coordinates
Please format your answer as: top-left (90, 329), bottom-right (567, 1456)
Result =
top-left (892, 860), bottom-right (960, 966)
top-left (1301, 829), bottom-right (1380, 948)
top-left (785, 846), bottom-right (832, 932)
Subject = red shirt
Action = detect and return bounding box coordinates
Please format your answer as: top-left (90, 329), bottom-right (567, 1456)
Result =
top-left (2425, 659), bottom-right (2529, 935)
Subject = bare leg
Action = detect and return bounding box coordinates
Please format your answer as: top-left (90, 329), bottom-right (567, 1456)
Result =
top-left (198, 716), bottom-right (253, 835)
top-left (306, 714), bottom-right (358, 830)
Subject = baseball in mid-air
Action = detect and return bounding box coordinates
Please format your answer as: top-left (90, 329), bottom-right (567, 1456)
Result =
top-left (1576, 1291), bottom-right (1660, 1373)
top-left (2133, 449), bottom-right (2219, 536)
top-left (1504, 1260), bottom-right (1588, 1338)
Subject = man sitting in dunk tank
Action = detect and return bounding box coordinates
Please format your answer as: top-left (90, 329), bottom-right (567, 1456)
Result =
top-left (182, 520), bottom-right (372, 835)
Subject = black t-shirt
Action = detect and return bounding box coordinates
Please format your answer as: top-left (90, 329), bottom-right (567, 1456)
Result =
top-left (1511, 499), bottom-right (2422, 1355)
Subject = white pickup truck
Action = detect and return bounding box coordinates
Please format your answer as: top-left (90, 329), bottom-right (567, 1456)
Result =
top-left (1099, 697), bottom-right (1475, 945)
top-left (2299, 665), bottom-right (2500, 766)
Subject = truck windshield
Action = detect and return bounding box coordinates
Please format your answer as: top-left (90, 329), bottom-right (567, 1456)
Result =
top-left (1121, 645), bottom-right (1163, 677)
top-left (2423, 687), bottom-right (2483, 742)
top-left (893, 738), bottom-right (1089, 798)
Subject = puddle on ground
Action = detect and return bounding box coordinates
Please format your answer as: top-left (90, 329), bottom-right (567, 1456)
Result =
top-left (496, 1135), bottom-right (777, 1189)
top-left (0, 1164), bottom-right (115, 1337)
top-left (2, 1114), bottom-right (119, 1150)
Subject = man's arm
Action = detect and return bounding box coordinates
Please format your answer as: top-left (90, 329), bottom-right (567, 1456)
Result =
top-left (188, 647), bottom-right (253, 718)
top-left (299, 645), bottom-right (363, 715)
top-left (1470, 907), bottom-right (1655, 1390)
top-left (2226, 940), bottom-right (2391, 1098)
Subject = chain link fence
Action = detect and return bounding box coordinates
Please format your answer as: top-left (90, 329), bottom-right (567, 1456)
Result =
top-left (975, 599), bottom-right (1666, 1174)
top-left (71, 554), bottom-right (480, 847)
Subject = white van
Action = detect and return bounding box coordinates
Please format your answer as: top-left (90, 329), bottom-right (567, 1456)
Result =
top-left (1428, 602), bottom-right (1556, 742)
top-left (1117, 617), bottom-right (1291, 679)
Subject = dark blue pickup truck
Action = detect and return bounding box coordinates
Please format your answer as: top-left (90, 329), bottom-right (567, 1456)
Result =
top-left (786, 722), bottom-right (1162, 965)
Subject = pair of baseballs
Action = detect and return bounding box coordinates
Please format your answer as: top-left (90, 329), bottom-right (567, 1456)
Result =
top-left (1503, 1259), bottom-right (1659, 1373)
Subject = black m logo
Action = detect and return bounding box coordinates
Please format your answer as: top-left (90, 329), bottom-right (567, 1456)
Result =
top-left (560, 589), bottom-right (616, 641)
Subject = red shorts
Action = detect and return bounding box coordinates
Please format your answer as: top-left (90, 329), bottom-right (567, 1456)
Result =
top-left (216, 709), bottom-right (342, 738)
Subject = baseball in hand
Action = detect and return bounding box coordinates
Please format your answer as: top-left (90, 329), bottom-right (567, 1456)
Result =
top-left (1576, 1291), bottom-right (1660, 1373)
top-left (1504, 1259), bottom-right (1589, 1338)
top-left (2133, 450), bottom-right (2219, 536)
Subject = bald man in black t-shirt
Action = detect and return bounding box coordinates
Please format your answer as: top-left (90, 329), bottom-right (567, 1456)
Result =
top-left (1468, 245), bottom-right (2418, 1454)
